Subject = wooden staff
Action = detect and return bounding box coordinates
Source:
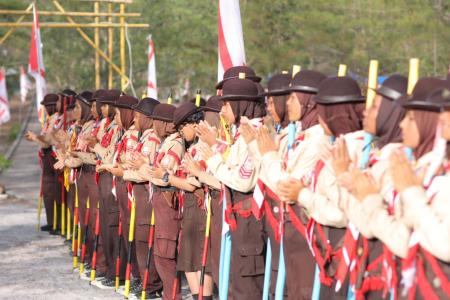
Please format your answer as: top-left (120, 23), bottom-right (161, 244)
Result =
top-left (90, 201), bottom-right (101, 282)
top-left (79, 198), bottom-right (91, 275)
top-left (198, 191), bottom-right (212, 299)
top-left (124, 184), bottom-right (137, 298)
top-left (72, 184), bottom-right (80, 269)
top-left (141, 209), bottom-right (156, 300)
top-left (115, 212), bottom-right (124, 290)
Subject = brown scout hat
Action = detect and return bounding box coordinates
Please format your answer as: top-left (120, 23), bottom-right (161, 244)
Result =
top-left (173, 101), bottom-right (201, 127)
top-left (76, 91), bottom-right (94, 107)
top-left (99, 89), bottom-right (123, 105)
top-left (40, 93), bottom-right (59, 106)
top-left (219, 78), bottom-right (262, 102)
top-left (399, 77), bottom-right (449, 111)
top-left (261, 73), bottom-right (292, 97)
top-left (151, 103), bottom-right (176, 122)
top-left (201, 96), bottom-right (222, 113)
top-left (111, 95), bottom-right (139, 109)
top-left (373, 74), bottom-right (407, 101)
top-left (216, 66), bottom-right (262, 89)
top-left (131, 97), bottom-right (160, 117)
top-left (91, 89), bottom-right (108, 102)
top-left (289, 70), bottom-right (327, 94)
top-left (313, 76), bottom-right (365, 104)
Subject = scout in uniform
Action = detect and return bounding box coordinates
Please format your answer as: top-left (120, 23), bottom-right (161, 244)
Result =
top-left (199, 78), bottom-right (266, 300)
top-left (141, 103), bottom-right (184, 300)
top-left (167, 101), bottom-right (213, 299)
top-left (256, 70), bottom-right (327, 299)
top-left (102, 95), bottom-right (141, 292)
top-left (122, 97), bottom-right (164, 298)
top-left (25, 93), bottom-right (60, 232)
top-left (91, 89), bottom-right (123, 288)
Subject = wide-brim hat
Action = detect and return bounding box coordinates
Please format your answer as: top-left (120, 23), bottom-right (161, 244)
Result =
top-left (60, 89), bottom-right (77, 97)
top-left (371, 74), bottom-right (407, 101)
top-left (426, 88), bottom-right (450, 112)
top-left (173, 101), bottom-right (200, 127)
top-left (131, 97), bottom-right (160, 117)
top-left (398, 77), bottom-right (449, 111)
top-left (261, 73), bottom-right (292, 96)
top-left (313, 76), bottom-right (365, 104)
top-left (219, 78), bottom-right (263, 101)
top-left (289, 70), bottom-right (327, 94)
top-left (91, 89), bottom-right (108, 102)
top-left (40, 93), bottom-right (59, 106)
top-left (100, 89), bottom-right (123, 105)
top-left (216, 66), bottom-right (261, 89)
top-left (76, 91), bottom-right (94, 106)
top-left (201, 96), bottom-right (222, 113)
top-left (152, 103), bottom-right (176, 122)
top-left (111, 95), bottom-right (139, 109)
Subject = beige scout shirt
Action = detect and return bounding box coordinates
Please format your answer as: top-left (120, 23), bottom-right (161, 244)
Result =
top-left (64, 120), bottom-right (97, 168)
top-left (206, 118), bottom-right (263, 193)
top-left (123, 129), bottom-right (161, 183)
top-left (357, 150), bottom-right (434, 258)
top-left (92, 120), bottom-right (119, 165)
top-left (150, 132), bottom-right (185, 187)
top-left (399, 173), bottom-right (450, 262)
top-left (297, 130), bottom-right (365, 228)
top-left (259, 124), bottom-right (325, 193)
top-left (37, 113), bottom-right (59, 149)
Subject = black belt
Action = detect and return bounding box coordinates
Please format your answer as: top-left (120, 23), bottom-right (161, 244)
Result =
top-left (81, 164), bottom-right (96, 172)
top-left (152, 185), bottom-right (176, 192)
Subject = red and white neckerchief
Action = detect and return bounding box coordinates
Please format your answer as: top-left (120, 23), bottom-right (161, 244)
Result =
top-left (111, 132), bottom-right (126, 198)
top-left (400, 172), bottom-right (444, 299)
top-left (135, 130), bottom-right (160, 201)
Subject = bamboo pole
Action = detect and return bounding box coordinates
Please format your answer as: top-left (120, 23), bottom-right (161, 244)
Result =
top-left (338, 64), bottom-right (347, 77)
top-left (0, 22), bottom-right (149, 28)
top-left (108, 3), bottom-right (114, 89)
top-left (407, 58), bottom-right (420, 95)
top-left (94, 2), bottom-right (101, 89)
top-left (119, 3), bottom-right (126, 90)
top-left (0, 9), bottom-right (140, 17)
top-left (52, 1), bottom-right (130, 86)
top-left (365, 60), bottom-right (379, 109)
top-left (0, 3), bottom-right (33, 45)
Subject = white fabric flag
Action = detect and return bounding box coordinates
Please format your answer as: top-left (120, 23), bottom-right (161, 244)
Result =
top-left (146, 35), bottom-right (158, 99)
top-left (28, 3), bottom-right (47, 124)
top-left (217, 0), bottom-right (246, 81)
top-left (0, 68), bottom-right (10, 125)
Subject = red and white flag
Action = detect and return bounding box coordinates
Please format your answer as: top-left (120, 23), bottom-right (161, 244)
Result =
top-left (0, 68), bottom-right (10, 125)
top-left (20, 66), bottom-right (31, 103)
top-left (217, 0), bottom-right (246, 81)
top-left (146, 35), bottom-right (157, 99)
top-left (28, 3), bottom-right (46, 124)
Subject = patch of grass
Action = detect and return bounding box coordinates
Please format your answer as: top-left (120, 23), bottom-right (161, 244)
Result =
top-left (8, 123), bottom-right (21, 142)
top-left (0, 154), bottom-right (11, 170)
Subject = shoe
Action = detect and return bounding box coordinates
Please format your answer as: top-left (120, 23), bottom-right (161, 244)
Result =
top-left (80, 270), bottom-right (91, 281)
top-left (145, 289), bottom-right (163, 299)
top-left (40, 225), bottom-right (52, 231)
top-left (92, 277), bottom-right (116, 290)
top-left (49, 229), bottom-right (61, 235)
top-left (130, 280), bottom-right (142, 294)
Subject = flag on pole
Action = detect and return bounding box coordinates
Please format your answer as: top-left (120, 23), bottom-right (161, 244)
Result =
top-left (28, 3), bottom-right (46, 125)
top-left (20, 66), bottom-right (31, 103)
top-left (0, 68), bottom-right (10, 125)
top-left (146, 35), bottom-right (157, 99)
top-left (217, 0), bottom-right (246, 81)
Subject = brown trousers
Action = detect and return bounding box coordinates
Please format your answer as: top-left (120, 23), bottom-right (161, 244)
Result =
top-left (229, 190), bottom-right (266, 300)
top-left (40, 148), bottom-right (60, 228)
top-left (152, 188), bottom-right (181, 300)
top-left (98, 172), bottom-right (122, 279)
top-left (209, 189), bottom-right (222, 288)
top-left (77, 166), bottom-right (105, 272)
top-left (116, 177), bottom-right (140, 278)
top-left (318, 227), bottom-right (349, 300)
top-left (284, 205), bottom-right (315, 300)
top-left (134, 183), bottom-right (163, 293)
top-left (264, 196), bottom-right (289, 299)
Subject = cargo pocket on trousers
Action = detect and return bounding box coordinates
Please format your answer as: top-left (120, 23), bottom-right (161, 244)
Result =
top-left (238, 244), bottom-right (265, 277)
top-left (154, 237), bottom-right (177, 259)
